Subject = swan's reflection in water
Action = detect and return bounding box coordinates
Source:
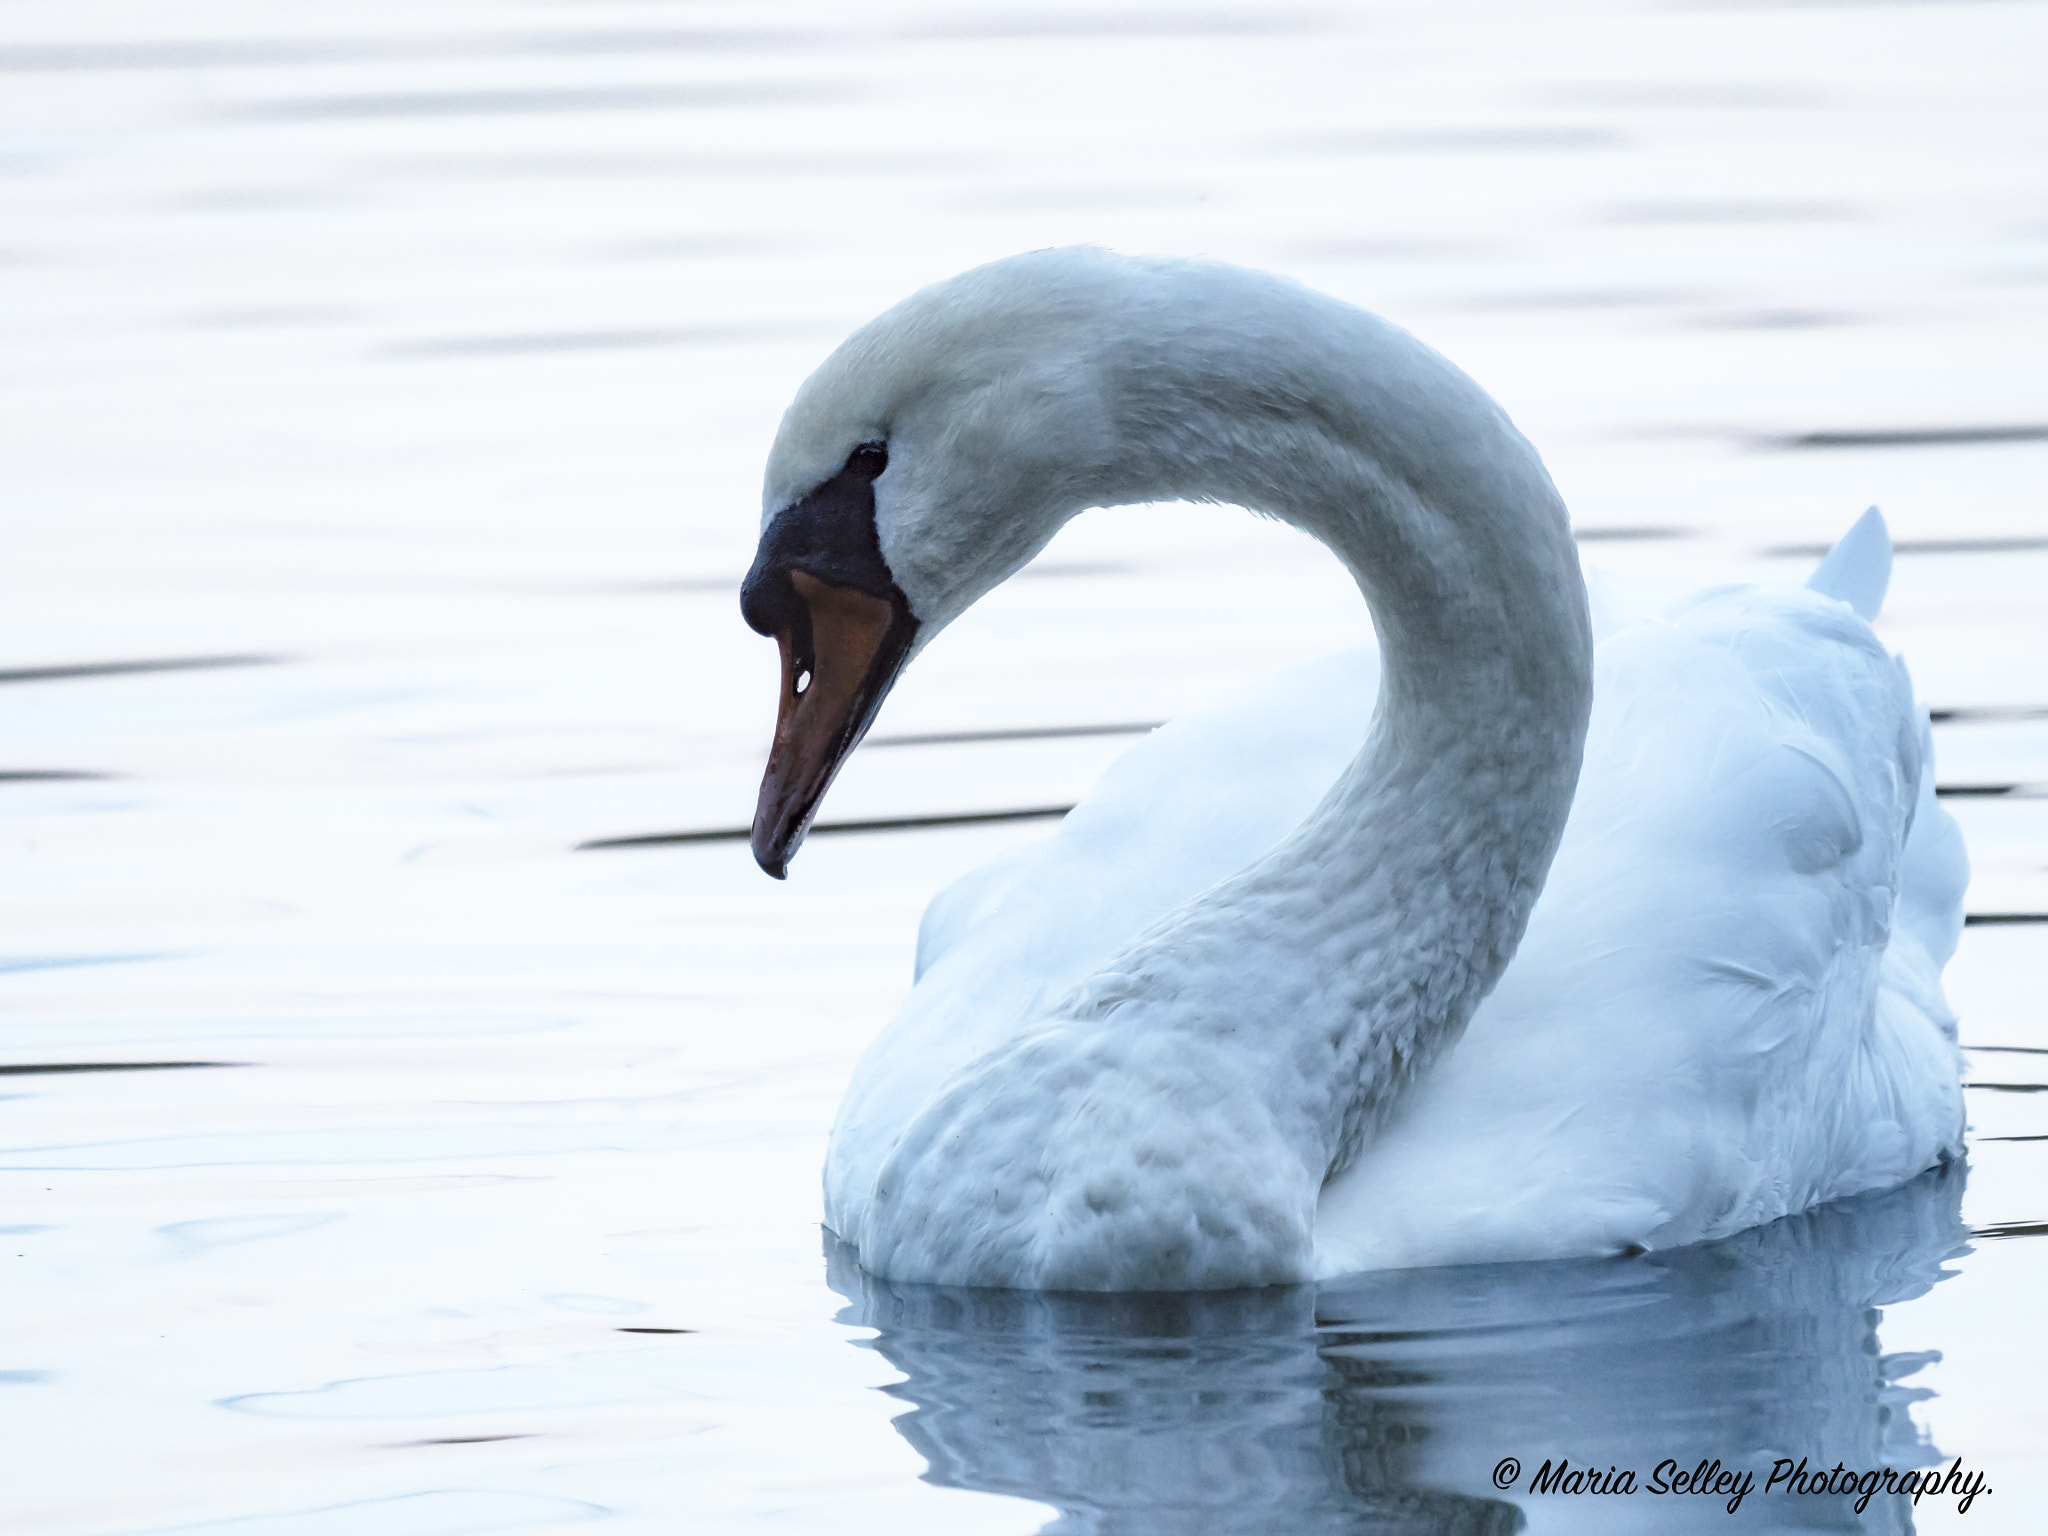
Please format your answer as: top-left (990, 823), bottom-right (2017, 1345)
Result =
top-left (829, 1165), bottom-right (1968, 1535)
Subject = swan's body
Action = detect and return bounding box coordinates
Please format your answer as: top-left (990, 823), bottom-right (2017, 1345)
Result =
top-left (740, 248), bottom-right (1966, 1290)
top-left (862, 559), bottom-right (1968, 1277)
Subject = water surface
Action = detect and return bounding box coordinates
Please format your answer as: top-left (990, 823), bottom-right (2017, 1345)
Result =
top-left (4, 2), bottom-right (2045, 1532)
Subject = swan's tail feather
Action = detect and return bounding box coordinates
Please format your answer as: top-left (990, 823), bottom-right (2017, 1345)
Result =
top-left (1806, 506), bottom-right (1891, 621)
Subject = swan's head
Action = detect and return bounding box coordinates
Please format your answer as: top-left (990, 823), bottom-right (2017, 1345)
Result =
top-left (741, 250), bottom-right (1131, 877)
top-left (737, 247), bottom-right (1579, 877)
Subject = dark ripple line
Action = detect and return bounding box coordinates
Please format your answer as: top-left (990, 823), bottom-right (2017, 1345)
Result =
top-left (579, 805), bottom-right (1075, 850)
top-left (866, 722), bottom-right (1161, 748)
top-left (0, 653), bottom-right (278, 685)
top-left (0, 1061), bottom-right (241, 1077)
top-left (1964, 915), bottom-right (2048, 927)
top-left (1777, 424), bottom-right (2048, 451)
top-left (1767, 536), bottom-right (2048, 558)
top-left (1928, 705), bottom-right (2048, 723)
top-left (1974, 1219), bottom-right (2048, 1239)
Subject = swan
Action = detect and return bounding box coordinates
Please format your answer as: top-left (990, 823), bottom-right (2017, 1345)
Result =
top-left (737, 247), bottom-right (1968, 1291)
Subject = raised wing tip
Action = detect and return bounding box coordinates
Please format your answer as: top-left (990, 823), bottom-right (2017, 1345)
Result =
top-left (1805, 506), bottom-right (1891, 622)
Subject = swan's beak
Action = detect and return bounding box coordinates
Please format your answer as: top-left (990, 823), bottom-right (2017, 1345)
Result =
top-left (749, 570), bottom-right (917, 878)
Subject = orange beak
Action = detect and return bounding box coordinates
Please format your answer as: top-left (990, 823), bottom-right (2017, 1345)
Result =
top-left (751, 571), bottom-right (917, 877)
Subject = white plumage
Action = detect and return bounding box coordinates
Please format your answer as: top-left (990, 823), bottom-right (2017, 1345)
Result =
top-left (759, 248), bottom-right (1965, 1289)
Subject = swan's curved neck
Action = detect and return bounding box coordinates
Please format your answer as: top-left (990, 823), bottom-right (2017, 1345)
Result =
top-left (1055, 272), bottom-right (1595, 1179)
top-left (817, 255), bottom-right (1596, 1285)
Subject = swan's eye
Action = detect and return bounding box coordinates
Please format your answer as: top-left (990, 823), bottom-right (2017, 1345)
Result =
top-left (794, 665), bottom-right (812, 697)
top-left (845, 441), bottom-right (888, 480)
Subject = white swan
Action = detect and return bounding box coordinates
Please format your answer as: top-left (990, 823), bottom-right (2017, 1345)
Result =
top-left (738, 247), bottom-right (1968, 1291)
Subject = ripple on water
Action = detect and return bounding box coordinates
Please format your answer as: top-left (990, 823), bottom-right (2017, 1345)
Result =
top-left (832, 1167), bottom-right (1969, 1533)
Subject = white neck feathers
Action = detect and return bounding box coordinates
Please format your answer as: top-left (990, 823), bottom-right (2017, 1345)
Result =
top-left (1035, 256), bottom-right (1596, 1170)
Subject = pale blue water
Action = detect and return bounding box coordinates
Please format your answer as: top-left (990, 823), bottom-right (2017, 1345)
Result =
top-left (4, 2), bottom-right (2045, 1532)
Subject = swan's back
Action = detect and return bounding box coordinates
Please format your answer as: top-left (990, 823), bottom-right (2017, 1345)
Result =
top-left (1322, 578), bottom-right (1965, 1268)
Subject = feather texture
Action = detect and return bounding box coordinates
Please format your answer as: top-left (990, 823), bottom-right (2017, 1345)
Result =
top-left (766, 249), bottom-right (1965, 1287)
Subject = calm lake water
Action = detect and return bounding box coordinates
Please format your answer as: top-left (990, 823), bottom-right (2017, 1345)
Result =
top-left (5, 2), bottom-right (2046, 1532)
